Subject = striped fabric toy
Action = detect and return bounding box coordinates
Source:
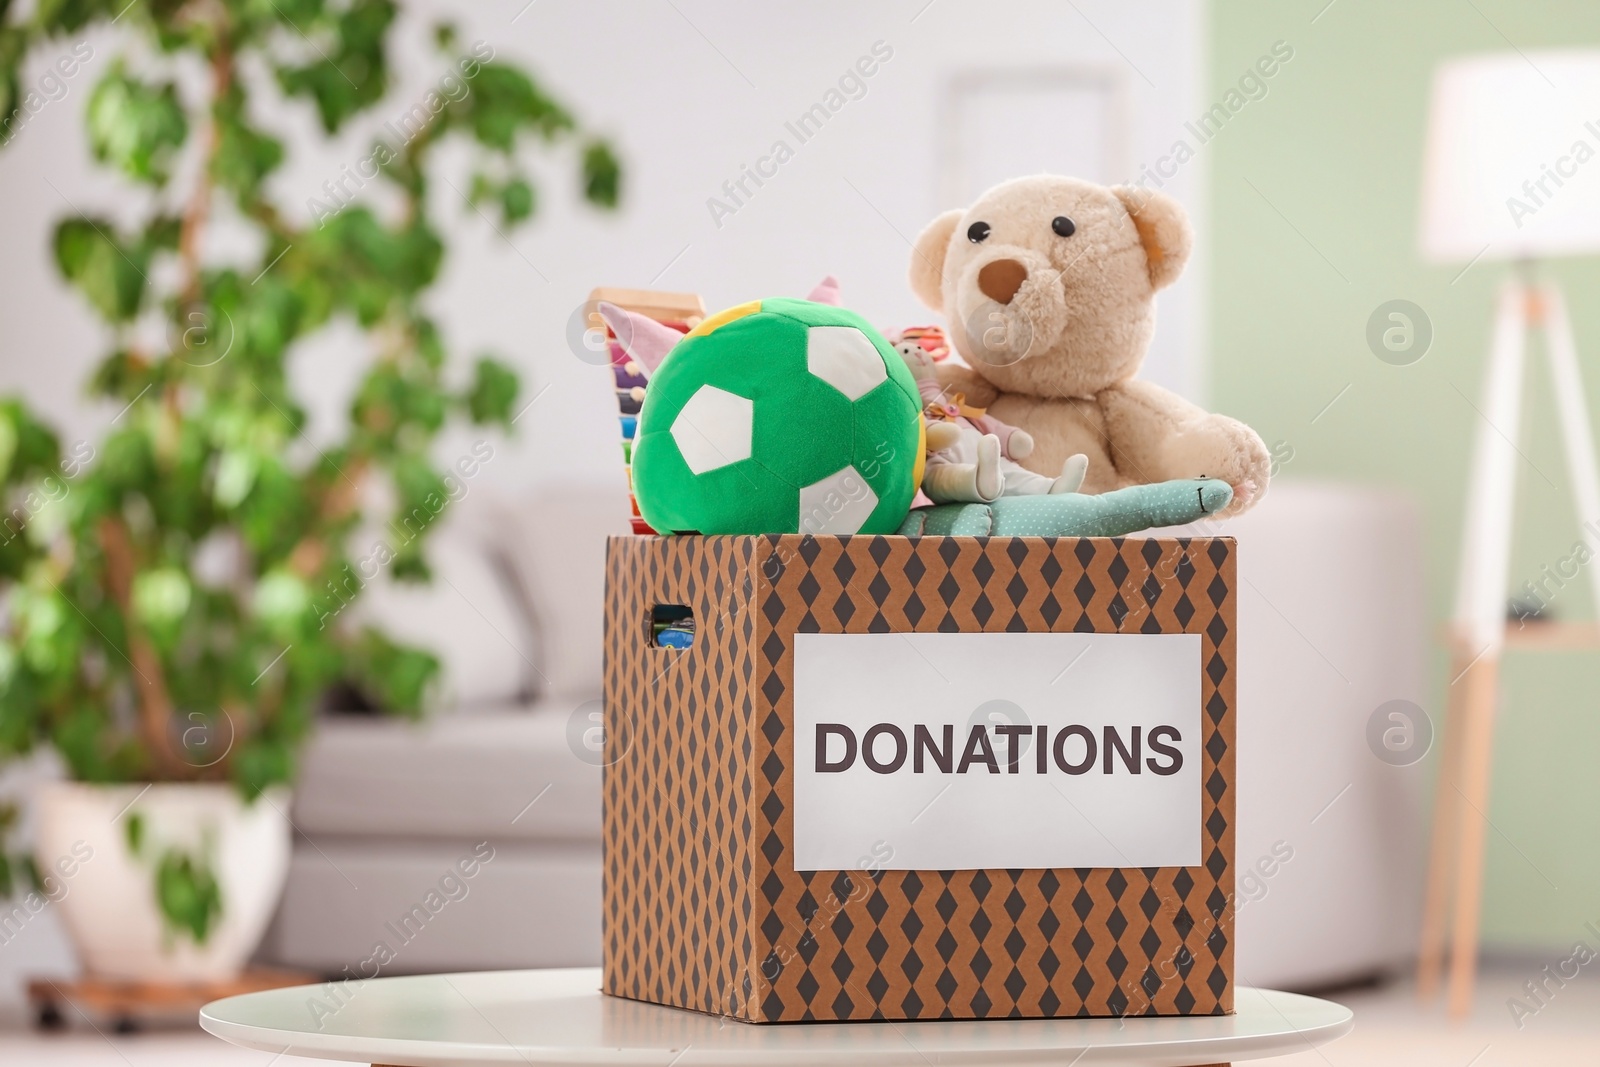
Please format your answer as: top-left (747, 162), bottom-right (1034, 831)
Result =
top-left (586, 288), bottom-right (707, 534)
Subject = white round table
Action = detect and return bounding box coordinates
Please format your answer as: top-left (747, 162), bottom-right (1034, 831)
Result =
top-left (200, 967), bottom-right (1351, 1067)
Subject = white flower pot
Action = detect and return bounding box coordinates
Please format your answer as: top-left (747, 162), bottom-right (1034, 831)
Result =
top-left (33, 781), bottom-right (292, 983)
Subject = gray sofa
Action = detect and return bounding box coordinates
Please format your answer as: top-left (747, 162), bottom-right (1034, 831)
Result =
top-left (263, 485), bottom-right (623, 973)
top-left (265, 481), bottom-right (1427, 991)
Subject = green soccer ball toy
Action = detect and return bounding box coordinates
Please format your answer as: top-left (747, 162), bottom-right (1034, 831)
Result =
top-left (604, 297), bottom-right (925, 536)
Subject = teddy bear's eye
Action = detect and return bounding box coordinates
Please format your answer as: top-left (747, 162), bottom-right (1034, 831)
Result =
top-left (1052, 216), bottom-right (1076, 237)
top-left (967, 221), bottom-right (991, 243)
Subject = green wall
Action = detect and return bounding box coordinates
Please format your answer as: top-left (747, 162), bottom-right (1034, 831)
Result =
top-left (1209, 0), bottom-right (1600, 947)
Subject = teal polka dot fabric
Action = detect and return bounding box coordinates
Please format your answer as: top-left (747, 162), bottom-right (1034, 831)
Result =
top-left (897, 479), bottom-right (1233, 537)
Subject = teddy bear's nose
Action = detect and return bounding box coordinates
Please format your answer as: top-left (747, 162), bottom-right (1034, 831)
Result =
top-left (977, 259), bottom-right (1028, 304)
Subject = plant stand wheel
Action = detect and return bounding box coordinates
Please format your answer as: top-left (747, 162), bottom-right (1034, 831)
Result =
top-left (26, 967), bottom-right (316, 1032)
top-left (33, 998), bottom-right (66, 1031)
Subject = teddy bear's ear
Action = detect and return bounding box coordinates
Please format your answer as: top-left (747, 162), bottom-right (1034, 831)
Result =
top-left (909, 209), bottom-right (963, 312)
top-left (1111, 186), bottom-right (1193, 291)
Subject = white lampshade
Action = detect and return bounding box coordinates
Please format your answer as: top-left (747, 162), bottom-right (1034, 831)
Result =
top-left (1419, 50), bottom-right (1600, 262)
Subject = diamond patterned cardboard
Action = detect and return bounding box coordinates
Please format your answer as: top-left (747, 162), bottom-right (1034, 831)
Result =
top-left (603, 534), bottom-right (1235, 1022)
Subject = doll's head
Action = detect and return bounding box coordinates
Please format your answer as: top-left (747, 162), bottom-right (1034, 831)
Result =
top-left (892, 337), bottom-right (938, 383)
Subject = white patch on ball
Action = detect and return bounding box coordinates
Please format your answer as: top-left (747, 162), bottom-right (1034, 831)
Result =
top-left (671, 385), bottom-right (753, 474)
top-left (806, 325), bottom-right (887, 402)
top-left (798, 466), bottom-right (879, 535)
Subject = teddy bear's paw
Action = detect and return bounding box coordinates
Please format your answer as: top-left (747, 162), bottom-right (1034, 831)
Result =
top-left (1165, 416), bottom-right (1270, 514)
top-left (1221, 478), bottom-right (1260, 516)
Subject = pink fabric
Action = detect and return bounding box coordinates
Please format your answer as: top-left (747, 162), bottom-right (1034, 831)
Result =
top-left (597, 303), bottom-right (682, 377)
top-left (917, 379), bottom-right (1024, 458)
top-left (807, 275), bottom-right (843, 306)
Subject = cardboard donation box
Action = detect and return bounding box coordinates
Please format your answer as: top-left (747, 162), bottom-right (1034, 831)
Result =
top-left (602, 534), bottom-right (1236, 1022)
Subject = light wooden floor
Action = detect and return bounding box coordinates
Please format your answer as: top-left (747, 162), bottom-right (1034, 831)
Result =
top-left (1268, 963), bottom-right (1600, 1067)
top-left (0, 963), bottom-right (1595, 1066)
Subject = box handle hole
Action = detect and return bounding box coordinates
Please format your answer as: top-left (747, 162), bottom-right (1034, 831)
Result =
top-left (650, 604), bottom-right (695, 649)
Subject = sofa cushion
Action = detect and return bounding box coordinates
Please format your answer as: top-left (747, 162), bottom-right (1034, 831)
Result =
top-left (350, 495), bottom-right (539, 711)
top-left (488, 483), bottom-right (632, 700)
top-left (293, 703), bottom-right (602, 842)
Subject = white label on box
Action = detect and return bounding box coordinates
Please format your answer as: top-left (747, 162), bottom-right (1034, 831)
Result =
top-left (792, 632), bottom-right (1202, 872)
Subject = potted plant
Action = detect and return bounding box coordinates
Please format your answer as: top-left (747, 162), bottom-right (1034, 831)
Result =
top-left (0, 1), bottom-right (619, 983)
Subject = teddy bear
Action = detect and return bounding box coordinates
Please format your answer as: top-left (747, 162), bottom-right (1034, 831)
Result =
top-left (908, 175), bottom-right (1270, 516)
top-left (889, 328), bottom-right (1088, 504)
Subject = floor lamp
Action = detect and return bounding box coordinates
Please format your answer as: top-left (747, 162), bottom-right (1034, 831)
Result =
top-left (1415, 50), bottom-right (1600, 1017)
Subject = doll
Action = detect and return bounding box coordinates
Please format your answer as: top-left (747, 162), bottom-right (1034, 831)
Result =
top-left (891, 327), bottom-right (1087, 504)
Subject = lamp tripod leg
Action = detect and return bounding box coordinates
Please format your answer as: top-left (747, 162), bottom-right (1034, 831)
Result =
top-left (1446, 652), bottom-right (1501, 1019)
top-left (1541, 283), bottom-right (1600, 610)
top-left (1439, 280), bottom-right (1527, 1017)
top-left (1417, 646), bottom-right (1469, 999)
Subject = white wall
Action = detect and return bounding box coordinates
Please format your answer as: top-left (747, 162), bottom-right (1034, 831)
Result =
top-left (0, 0), bottom-right (1204, 499)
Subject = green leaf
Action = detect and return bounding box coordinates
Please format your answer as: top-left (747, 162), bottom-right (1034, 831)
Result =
top-left (500, 177), bottom-right (534, 224)
top-left (155, 847), bottom-right (223, 943)
top-left (87, 351), bottom-right (158, 403)
top-left (0, 410), bottom-right (17, 482)
top-left (466, 170), bottom-right (494, 208)
top-left (0, 801), bottom-right (15, 897)
top-left (131, 567), bottom-right (192, 645)
top-left (391, 454), bottom-right (448, 529)
top-left (465, 356), bottom-right (519, 428)
top-left (53, 219), bottom-right (151, 322)
top-left (452, 63), bottom-right (573, 151)
top-left (389, 546), bottom-right (429, 582)
top-left (346, 627), bottom-right (438, 715)
top-left (147, 418), bottom-right (215, 536)
top-left (46, 705), bottom-right (93, 777)
top-left (0, 399), bottom-right (61, 478)
top-left (413, 317), bottom-right (445, 370)
top-left (145, 214), bottom-right (184, 251)
top-left (86, 64), bottom-right (188, 185)
top-left (237, 273), bottom-right (308, 366)
top-left (306, 209), bottom-right (443, 321)
top-left (19, 856), bottom-right (41, 894)
top-left (33, 0), bottom-right (119, 33)
top-left (96, 423), bottom-right (156, 495)
top-left (15, 855), bottom-right (40, 895)
top-left (352, 363), bottom-right (446, 444)
top-left (233, 456), bottom-right (313, 559)
top-left (582, 140), bottom-right (621, 208)
top-left (123, 810), bottom-right (145, 856)
top-left (188, 267), bottom-right (307, 374)
top-left (0, 27), bottom-right (27, 134)
top-left (274, 0), bottom-right (396, 133)
top-left (213, 449), bottom-right (258, 508)
top-left (252, 568), bottom-right (310, 635)
top-left (464, 173), bottom-right (536, 228)
top-left (212, 84), bottom-right (284, 201)
top-left (16, 581), bottom-right (86, 683)
top-left (250, 0), bottom-right (321, 26)
top-left (231, 735), bottom-right (294, 799)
